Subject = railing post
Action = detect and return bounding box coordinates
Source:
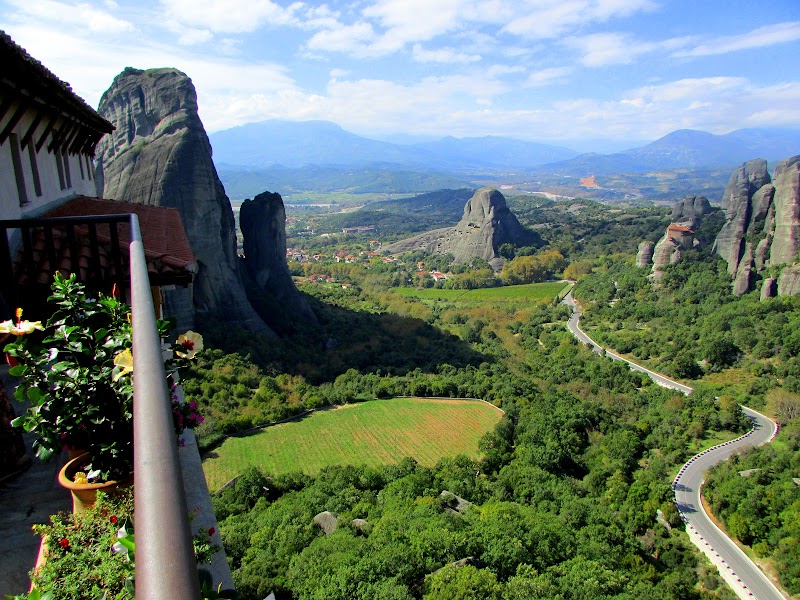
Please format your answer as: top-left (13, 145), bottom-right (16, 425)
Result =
top-left (130, 213), bottom-right (200, 599)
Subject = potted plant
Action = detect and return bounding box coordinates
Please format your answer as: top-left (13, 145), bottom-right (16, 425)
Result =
top-left (2, 273), bottom-right (203, 510)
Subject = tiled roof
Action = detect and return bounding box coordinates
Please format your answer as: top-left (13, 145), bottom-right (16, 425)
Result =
top-left (668, 224), bottom-right (694, 233)
top-left (11, 197), bottom-right (196, 290)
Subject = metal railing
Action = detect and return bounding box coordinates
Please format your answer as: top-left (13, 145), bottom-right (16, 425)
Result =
top-left (1, 214), bottom-right (201, 598)
top-left (129, 213), bottom-right (200, 599)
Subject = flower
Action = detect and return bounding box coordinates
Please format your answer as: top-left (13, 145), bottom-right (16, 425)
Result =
top-left (73, 472), bottom-right (89, 485)
top-left (112, 348), bottom-right (134, 382)
top-left (0, 308), bottom-right (43, 336)
top-left (110, 515), bottom-right (118, 524)
top-left (59, 538), bottom-right (69, 549)
top-left (208, 527), bottom-right (215, 537)
top-left (175, 331), bottom-right (203, 359)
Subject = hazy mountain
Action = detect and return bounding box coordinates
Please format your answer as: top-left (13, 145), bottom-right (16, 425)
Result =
top-left (409, 135), bottom-right (578, 169)
top-left (539, 128), bottom-right (800, 176)
top-left (210, 119), bottom-right (579, 170)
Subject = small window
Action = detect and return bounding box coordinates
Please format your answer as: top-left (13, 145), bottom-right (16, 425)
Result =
top-left (62, 150), bottom-right (72, 189)
top-left (27, 143), bottom-right (42, 197)
top-left (10, 133), bottom-right (29, 205)
top-left (55, 150), bottom-right (66, 190)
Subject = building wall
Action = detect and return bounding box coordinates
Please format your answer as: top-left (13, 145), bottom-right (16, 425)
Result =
top-left (0, 105), bottom-right (99, 222)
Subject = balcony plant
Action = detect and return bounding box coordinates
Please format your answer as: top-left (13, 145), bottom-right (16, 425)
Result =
top-left (2, 272), bottom-right (203, 487)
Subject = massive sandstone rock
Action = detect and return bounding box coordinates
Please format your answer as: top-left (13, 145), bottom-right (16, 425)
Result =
top-left (712, 159), bottom-right (771, 278)
top-left (711, 155), bottom-right (800, 296)
top-left (382, 187), bottom-right (534, 269)
top-left (96, 68), bottom-right (269, 331)
top-left (671, 195), bottom-right (712, 228)
top-left (240, 191), bottom-right (316, 324)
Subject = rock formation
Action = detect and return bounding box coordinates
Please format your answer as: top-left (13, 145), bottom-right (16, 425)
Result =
top-left (636, 241), bottom-right (654, 268)
top-left (240, 191), bottom-right (316, 324)
top-left (639, 196), bottom-right (710, 277)
top-left (711, 155), bottom-right (800, 296)
top-left (95, 68), bottom-right (270, 331)
top-left (671, 195), bottom-right (712, 229)
top-left (382, 187), bottom-right (536, 269)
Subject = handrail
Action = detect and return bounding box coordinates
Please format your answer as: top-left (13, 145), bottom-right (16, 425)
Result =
top-left (129, 213), bottom-right (200, 599)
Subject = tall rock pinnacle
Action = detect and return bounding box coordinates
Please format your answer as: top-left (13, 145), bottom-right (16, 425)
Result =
top-left (96, 67), bottom-right (269, 332)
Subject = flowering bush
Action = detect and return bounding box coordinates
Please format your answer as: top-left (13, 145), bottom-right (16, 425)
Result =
top-left (3, 273), bottom-right (203, 481)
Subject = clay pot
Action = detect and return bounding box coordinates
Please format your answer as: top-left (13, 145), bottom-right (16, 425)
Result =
top-left (57, 453), bottom-right (131, 514)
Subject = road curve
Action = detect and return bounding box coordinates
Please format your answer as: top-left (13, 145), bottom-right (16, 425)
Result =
top-left (561, 290), bottom-right (693, 394)
top-left (673, 408), bottom-right (782, 600)
top-left (561, 288), bottom-right (785, 599)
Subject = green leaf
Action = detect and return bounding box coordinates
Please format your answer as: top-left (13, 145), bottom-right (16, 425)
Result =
top-left (8, 364), bottom-right (26, 377)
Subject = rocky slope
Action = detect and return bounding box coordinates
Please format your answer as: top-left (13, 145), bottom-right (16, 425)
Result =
top-left (712, 156), bottom-right (800, 296)
top-left (96, 68), bottom-right (271, 331)
top-left (383, 188), bottom-right (534, 269)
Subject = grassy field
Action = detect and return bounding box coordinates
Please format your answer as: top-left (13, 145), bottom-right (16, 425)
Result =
top-left (391, 281), bottom-right (570, 303)
top-left (202, 397), bottom-right (503, 491)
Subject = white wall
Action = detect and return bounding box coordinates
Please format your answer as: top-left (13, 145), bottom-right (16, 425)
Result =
top-left (1, 106), bottom-right (100, 221)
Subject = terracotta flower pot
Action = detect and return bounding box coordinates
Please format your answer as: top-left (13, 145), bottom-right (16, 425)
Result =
top-left (57, 452), bottom-right (131, 514)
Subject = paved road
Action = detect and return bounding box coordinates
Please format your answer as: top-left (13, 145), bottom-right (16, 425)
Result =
top-left (561, 288), bottom-right (785, 599)
top-left (673, 408), bottom-right (782, 600)
top-left (561, 290), bottom-right (693, 394)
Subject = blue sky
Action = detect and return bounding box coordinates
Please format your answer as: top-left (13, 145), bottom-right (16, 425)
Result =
top-left (2, 0), bottom-right (799, 151)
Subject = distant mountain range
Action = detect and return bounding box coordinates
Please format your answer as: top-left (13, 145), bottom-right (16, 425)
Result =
top-left (210, 119), bottom-right (799, 200)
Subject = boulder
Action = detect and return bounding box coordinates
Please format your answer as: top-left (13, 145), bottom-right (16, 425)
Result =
top-left (760, 277), bottom-right (777, 300)
top-left (383, 188), bottom-right (535, 270)
top-left (313, 511), bottom-right (338, 535)
top-left (636, 241), bottom-right (655, 268)
top-left (732, 243), bottom-right (754, 296)
top-left (96, 68), bottom-right (269, 332)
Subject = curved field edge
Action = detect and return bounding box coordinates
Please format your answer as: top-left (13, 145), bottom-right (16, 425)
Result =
top-left (202, 397), bottom-right (503, 490)
top-left (390, 281), bottom-right (570, 302)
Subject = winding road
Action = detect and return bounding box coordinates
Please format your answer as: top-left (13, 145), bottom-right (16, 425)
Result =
top-left (561, 288), bottom-right (785, 599)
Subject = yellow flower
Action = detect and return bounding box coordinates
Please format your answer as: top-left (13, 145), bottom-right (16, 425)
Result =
top-left (175, 331), bottom-right (203, 359)
top-left (73, 472), bottom-right (88, 485)
top-left (0, 308), bottom-right (43, 336)
top-left (113, 348), bottom-right (134, 381)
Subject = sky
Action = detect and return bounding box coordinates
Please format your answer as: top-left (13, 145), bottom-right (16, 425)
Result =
top-left (2, 0), bottom-right (800, 152)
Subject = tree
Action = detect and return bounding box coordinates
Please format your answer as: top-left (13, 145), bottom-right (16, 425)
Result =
top-left (423, 565), bottom-right (502, 600)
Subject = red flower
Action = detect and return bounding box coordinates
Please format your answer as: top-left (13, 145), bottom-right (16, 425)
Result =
top-left (59, 538), bottom-right (69, 549)
top-left (208, 527), bottom-right (216, 537)
top-left (181, 339), bottom-right (195, 351)
top-left (110, 515), bottom-right (118, 524)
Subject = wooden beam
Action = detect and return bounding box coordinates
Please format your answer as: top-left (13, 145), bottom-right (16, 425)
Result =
top-left (20, 109), bottom-right (45, 149)
top-left (0, 97), bottom-right (15, 130)
top-left (0, 102), bottom-right (26, 146)
top-left (69, 128), bottom-right (91, 155)
top-left (48, 119), bottom-right (74, 153)
top-left (60, 122), bottom-right (81, 154)
top-left (35, 114), bottom-right (57, 153)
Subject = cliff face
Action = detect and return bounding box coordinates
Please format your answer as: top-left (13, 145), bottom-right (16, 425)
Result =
top-left (240, 191), bottom-right (316, 325)
top-left (711, 155), bottom-right (800, 295)
top-left (383, 188), bottom-right (535, 269)
top-left (639, 196), bottom-right (710, 277)
top-left (96, 68), bottom-right (269, 331)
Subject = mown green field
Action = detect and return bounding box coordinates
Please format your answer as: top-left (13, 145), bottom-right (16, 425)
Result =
top-left (391, 281), bottom-right (570, 303)
top-left (202, 397), bottom-right (503, 490)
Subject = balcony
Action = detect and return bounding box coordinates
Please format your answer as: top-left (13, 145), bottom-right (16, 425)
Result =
top-left (0, 213), bottom-right (230, 598)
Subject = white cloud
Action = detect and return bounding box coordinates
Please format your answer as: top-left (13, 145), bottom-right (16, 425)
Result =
top-left (306, 21), bottom-right (376, 55)
top-left (567, 32), bottom-right (694, 67)
top-left (412, 43), bottom-right (481, 64)
top-left (5, 0), bottom-right (134, 34)
top-left (176, 28), bottom-right (213, 46)
top-left (525, 66), bottom-right (572, 86)
top-left (502, 0), bottom-right (656, 39)
top-left (675, 21), bottom-right (800, 57)
top-left (158, 0), bottom-right (301, 33)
